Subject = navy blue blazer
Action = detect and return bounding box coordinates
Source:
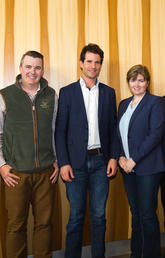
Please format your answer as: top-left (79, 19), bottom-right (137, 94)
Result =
top-left (117, 91), bottom-right (165, 175)
top-left (55, 80), bottom-right (119, 169)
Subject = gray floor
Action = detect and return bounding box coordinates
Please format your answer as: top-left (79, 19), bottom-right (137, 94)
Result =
top-left (28, 233), bottom-right (165, 258)
top-left (108, 246), bottom-right (165, 258)
top-left (108, 255), bottom-right (129, 258)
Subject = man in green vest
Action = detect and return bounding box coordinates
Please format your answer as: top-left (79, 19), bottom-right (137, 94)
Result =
top-left (0, 51), bottom-right (59, 258)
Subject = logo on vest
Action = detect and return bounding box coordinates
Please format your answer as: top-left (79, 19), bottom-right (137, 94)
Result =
top-left (40, 99), bottom-right (49, 109)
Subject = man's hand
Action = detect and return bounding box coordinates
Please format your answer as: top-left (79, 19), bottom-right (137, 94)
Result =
top-left (0, 164), bottom-right (20, 187)
top-left (50, 161), bottom-right (59, 183)
top-left (60, 165), bottom-right (74, 182)
top-left (107, 158), bottom-right (117, 177)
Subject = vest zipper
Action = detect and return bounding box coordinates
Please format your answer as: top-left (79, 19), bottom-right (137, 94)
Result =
top-left (32, 101), bottom-right (40, 169)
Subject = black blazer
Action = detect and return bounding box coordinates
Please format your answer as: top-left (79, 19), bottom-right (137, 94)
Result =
top-left (55, 80), bottom-right (119, 169)
top-left (117, 91), bottom-right (165, 175)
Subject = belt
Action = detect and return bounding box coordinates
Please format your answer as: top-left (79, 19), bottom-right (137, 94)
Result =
top-left (87, 148), bottom-right (102, 155)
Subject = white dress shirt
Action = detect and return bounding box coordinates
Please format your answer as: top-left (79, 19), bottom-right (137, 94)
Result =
top-left (119, 100), bottom-right (139, 159)
top-left (80, 77), bottom-right (101, 150)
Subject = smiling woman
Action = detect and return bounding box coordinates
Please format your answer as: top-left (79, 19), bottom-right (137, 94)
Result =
top-left (129, 74), bottom-right (148, 100)
top-left (117, 64), bottom-right (165, 258)
top-left (127, 65), bottom-right (150, 107)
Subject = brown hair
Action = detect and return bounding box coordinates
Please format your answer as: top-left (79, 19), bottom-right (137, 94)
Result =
top-left (80, 43), bottom-right (104, 64)
top-left (126, 64), bottom-right (150, 84)
top-left (20, 50), bottom-right (44, 68)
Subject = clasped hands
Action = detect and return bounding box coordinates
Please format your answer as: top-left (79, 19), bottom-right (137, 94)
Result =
top-left (119, 156), bottom-right (136, 174)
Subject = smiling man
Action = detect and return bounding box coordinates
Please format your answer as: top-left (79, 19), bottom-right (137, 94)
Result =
top-left (0, 51), bottom-right (59, 258)
top-left (56, 43), bottom-right (119, 258)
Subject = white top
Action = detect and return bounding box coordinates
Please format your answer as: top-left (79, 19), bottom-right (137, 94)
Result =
top-left (119, 101), bottom-right (139, 159)
top-left (0, 84), bottom-right (58, 167)
top-left (80, 77), bottom-right (101, 150)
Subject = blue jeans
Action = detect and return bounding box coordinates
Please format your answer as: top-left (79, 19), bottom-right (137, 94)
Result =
top-left (123, 172), bottom-right (162, 258)
top-left (65, 153), bottom-right (109, 258)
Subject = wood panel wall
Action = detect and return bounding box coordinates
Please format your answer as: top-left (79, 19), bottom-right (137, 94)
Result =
top-left (0, 0), bottom-right (165, 255)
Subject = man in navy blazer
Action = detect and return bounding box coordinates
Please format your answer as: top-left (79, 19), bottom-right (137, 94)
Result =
top-left (56, 43), bottom-right (118, 258)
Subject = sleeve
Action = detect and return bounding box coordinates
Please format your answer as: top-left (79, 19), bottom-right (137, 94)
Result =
top-left (52, 91), bottom-right (58, 161)
top-left (117, 100), bottom-right (128, 158)
top-left (110, 89), bottom-right (120, 159)
top-left (55, 88), bottom-right (70, 167)
top-left (0, 94), bottom-right (6, 167)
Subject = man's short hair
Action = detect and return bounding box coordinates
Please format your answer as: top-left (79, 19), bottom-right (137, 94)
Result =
top-left (20, 50), bottom-right (44, 67)
top-left (80, 43), bottom-right (104, 64)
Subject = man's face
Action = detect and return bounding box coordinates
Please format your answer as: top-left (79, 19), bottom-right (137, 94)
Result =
top-left (80, 52), bottom-right (102, 80)
top-left (19, 55), bottom-right (44, 87)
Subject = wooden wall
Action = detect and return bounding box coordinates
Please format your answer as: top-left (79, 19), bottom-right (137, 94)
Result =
top-left (0, 0), bottom-right (165, 255)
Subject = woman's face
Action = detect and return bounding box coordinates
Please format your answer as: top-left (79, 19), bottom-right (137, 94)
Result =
top-left (129, 74), bottom-right (149, 97)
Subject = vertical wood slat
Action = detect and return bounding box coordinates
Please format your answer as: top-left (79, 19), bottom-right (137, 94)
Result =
top-left (0, 0), bottom-right (6, 89)
top-left (39, 0), bottom-right (50, 80)
top-left (150, 0), bottom-right (165, 96)
top-left (108, 0), bottom-right (121, 103)
top-left (85, 0), bottom-right (110, 84)
top-left (142, 0), bottom-right (152, 90)
top-left (117, 0), bottom-right (143, 99)
top-left (14, 0), bottom-right (40, 76)
top-left (108, 0), bottom-right (130, 241)
top-left (4, 0), bottom-right (15, 86)
top-left (77, 0), bottom-right (86, 79)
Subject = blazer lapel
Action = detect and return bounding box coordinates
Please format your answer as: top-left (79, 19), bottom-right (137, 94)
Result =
top-left (74, 80), bottom-right (88, 123)
top-left (128, 91), bottom-right (149, 131)
top-left (118, 97), bottom-right (132, 122)
top-left (98, 83), bottom-right (104, 123)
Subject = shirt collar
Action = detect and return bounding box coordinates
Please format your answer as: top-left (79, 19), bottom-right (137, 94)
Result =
top-left (19, 79), bottom-right (40, 99)
top-left (80, 77), bottom-right (99, 90)
top-left (19, 78), bottom-right (40, 93)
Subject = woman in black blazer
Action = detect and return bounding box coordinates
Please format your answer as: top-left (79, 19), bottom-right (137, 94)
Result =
top-left (160, 96), bottom-right (165, 227)
top-left (117, 65), bottom-right (165, 258)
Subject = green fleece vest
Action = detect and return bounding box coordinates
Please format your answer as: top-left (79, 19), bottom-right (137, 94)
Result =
top-left (1, 77), bottom-right (55, 173)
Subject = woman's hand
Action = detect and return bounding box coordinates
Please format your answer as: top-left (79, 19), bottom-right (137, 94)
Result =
top-left (119, 156), bottom-right (136, 174)
top-left (124, 158), bottom-right (136, 173)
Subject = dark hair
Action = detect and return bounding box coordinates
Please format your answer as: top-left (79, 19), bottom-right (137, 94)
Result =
top-left (20, 50), bottom-right (44, 67)
top-left (80, 43), bottom-right (104, 64)
top-left (126, 64), bottom-right (150, 84)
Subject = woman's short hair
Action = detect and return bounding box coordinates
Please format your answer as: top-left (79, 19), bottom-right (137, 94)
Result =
top-left (126, 64), bottom-right (150, 84)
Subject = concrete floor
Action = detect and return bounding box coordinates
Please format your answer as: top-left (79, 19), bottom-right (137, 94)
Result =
top-left (28, 233), bottom-right (165, 258)
top-left (108, 246), bottom-right (165, 258)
